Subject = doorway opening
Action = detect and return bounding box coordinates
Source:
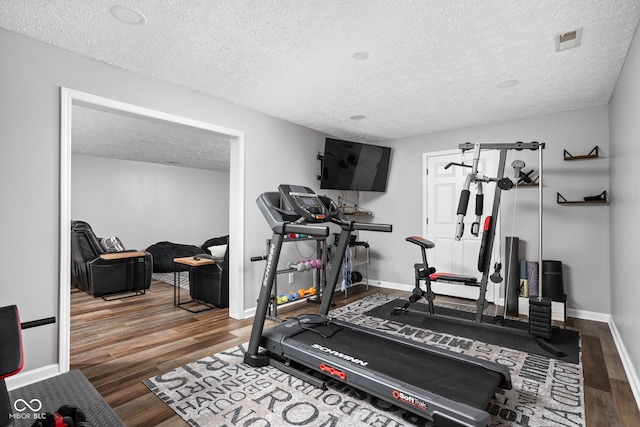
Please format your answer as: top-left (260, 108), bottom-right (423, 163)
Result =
top-left (59, 88), bottom-right (245, 373)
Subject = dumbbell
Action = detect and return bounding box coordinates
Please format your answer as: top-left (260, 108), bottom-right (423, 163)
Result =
top-left (289, 259), bottom-right (323, 272)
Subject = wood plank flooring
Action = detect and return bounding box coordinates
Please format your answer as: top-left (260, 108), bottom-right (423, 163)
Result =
top-left (70, 282), bottom-right (640, 426)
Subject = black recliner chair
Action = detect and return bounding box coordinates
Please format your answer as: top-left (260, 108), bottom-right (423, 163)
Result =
top-left (70, 221), bottom-right (152, 298)
top-left (189, 236), bottom-right (229, 308)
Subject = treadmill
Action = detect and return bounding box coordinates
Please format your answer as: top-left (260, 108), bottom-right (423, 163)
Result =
top-left (244, 185), bottom-right (511, 427)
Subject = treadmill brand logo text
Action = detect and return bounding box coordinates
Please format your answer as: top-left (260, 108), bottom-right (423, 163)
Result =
top-left (392, 390), bottom-right (428, 411)
top-left (311, 344), bottom-right (369, 367)
top-left (262, 243), bottom-right (276, 288)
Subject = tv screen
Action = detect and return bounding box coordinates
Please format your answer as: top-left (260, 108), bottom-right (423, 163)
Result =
top-left (320, 138), bottom-right (391, 192)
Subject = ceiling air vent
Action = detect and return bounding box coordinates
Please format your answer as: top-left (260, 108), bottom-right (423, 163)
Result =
top-left (556, 28), bottom-right (582, 52)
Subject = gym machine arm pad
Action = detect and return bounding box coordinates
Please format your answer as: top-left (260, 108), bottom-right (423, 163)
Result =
top-left (455, 188), bottom-right (470, 240)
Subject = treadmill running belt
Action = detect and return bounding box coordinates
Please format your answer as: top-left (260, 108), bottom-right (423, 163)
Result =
top-left (288, 325), bottom-right (502, 410)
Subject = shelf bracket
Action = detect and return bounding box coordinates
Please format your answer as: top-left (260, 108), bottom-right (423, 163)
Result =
top-left (557, 192), bottom-right (568, 203)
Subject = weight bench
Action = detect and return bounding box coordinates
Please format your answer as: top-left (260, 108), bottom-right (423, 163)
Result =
top-left (395, 236), bottom-right (479, 315)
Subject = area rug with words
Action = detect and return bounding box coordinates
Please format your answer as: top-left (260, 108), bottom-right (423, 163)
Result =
top-left (145, 293), bottom-right (584, 427)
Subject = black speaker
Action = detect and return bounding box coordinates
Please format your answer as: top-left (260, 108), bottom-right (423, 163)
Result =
top-left (541, 260), bottom-right (564, 302)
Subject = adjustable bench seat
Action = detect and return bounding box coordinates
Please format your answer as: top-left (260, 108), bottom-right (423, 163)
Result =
top-left (430, 272), bottom-right (479, 286)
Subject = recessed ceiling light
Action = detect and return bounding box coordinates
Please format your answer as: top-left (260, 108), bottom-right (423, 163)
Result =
top-left (496, 79), bottom-right (519, 89)
top-left (556, 28), bottom-right (582, 52)
top-left (352, 52), bottom-right (369, 60)
top-left (350, 115), bottom-right (365, 120)
top-left (110, 5), bottom-right (147, 26)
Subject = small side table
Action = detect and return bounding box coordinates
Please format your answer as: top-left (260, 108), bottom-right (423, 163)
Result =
top-left (99, 251), bottom-right (148, 300)
top-left (173, 256), bottom-right (217, 313)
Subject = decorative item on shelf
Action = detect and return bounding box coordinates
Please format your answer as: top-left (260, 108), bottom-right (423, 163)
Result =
top-left (563, 146), bottom-right (599, 160)
top-left (583, 191), bottom-right (607, 202)
top-left (557, 191), bottom-right (608, 204)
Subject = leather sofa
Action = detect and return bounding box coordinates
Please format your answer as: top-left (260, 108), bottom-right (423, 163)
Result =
top-left (70, 221), bottom-right (152, 297)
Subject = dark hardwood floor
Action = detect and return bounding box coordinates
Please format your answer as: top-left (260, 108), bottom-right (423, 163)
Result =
top-left (69, 282), bottom-right (640, 426)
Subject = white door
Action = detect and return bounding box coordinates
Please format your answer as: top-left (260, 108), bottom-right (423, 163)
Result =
top-left (423, 149), bottom-right (499, 302)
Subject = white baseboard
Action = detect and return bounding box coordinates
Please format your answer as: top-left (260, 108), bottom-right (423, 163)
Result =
top-left (374, 280), bottom-right (411, 292)
top-left (5, 364), bottom-right (60, 391)
top-left (608, 319), bottom-right (640, 409)
top-left (242, 295), bottom-right (315, 320)
top-left (566, 308), bottom-right (610, 323)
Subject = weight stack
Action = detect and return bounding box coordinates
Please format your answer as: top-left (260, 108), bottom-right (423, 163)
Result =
top-left (529, 297), bottom-right (552, 339)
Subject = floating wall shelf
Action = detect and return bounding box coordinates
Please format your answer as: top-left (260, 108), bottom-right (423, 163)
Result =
top-left (557, 191), bottom-right (608, 205)
top-left (563, 146), bottom-right (599, 160)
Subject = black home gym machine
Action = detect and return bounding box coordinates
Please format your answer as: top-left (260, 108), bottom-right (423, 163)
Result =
top-left (394, 142), bottom-right (558, 349)
top-left (244, 185), bottom-right (511, 427)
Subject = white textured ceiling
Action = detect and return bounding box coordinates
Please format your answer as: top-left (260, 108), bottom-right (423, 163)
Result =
top-left (72, 103), bottom-right (231, 171)
top-left (2, 1), bottom-right (639, 168)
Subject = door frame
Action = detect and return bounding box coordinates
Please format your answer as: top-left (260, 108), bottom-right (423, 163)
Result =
top-left (423, 149), bottom-right (502, 304)
top-left (59, 87), bottom-right (245, 373)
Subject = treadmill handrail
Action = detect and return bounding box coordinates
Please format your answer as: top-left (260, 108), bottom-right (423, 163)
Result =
top-left (329, 216), bottom-right (393, 233)
top-left (283, 223), bottom-right (329, 237)
top-left (353, 222), bottom-right (392, 233)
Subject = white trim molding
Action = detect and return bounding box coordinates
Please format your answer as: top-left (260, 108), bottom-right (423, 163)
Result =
top-left (567, 308), bottom-right (611, 323)
top-left (608, 318), bottom-right (640, 409)
top-left (375, 280), bottom-right (412, 292)
top-left (59, 87), bottom-right (245, 376)
top-left (5, 364), bottom-right (60, 391)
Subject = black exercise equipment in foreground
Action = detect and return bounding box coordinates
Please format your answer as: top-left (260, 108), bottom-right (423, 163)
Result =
top-left (244, 185), bottom-right (511, 427)
top-left (393, 235), bottom-right (572, 360)
top-left (392, 142), bottom-right (564, 357)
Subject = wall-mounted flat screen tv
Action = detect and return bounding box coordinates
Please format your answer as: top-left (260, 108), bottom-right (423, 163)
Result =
top-left (320, 138), bottom-right (392, 192)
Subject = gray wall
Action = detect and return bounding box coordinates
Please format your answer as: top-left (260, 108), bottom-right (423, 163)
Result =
top-left (609, 20), bottom-right (640, 396)
top-left (0, 28), bottom-right (324, 372)
top-left (360, 106), bottom-right (610, 314)
top-left (71, 154), bottom-right (230, 251)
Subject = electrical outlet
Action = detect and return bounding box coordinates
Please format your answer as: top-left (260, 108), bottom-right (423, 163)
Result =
top-left (288, 273), bottom-right (295, 284)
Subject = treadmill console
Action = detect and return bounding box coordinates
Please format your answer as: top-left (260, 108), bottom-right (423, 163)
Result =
top-left (278, 185), bottom-right (328, 222)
